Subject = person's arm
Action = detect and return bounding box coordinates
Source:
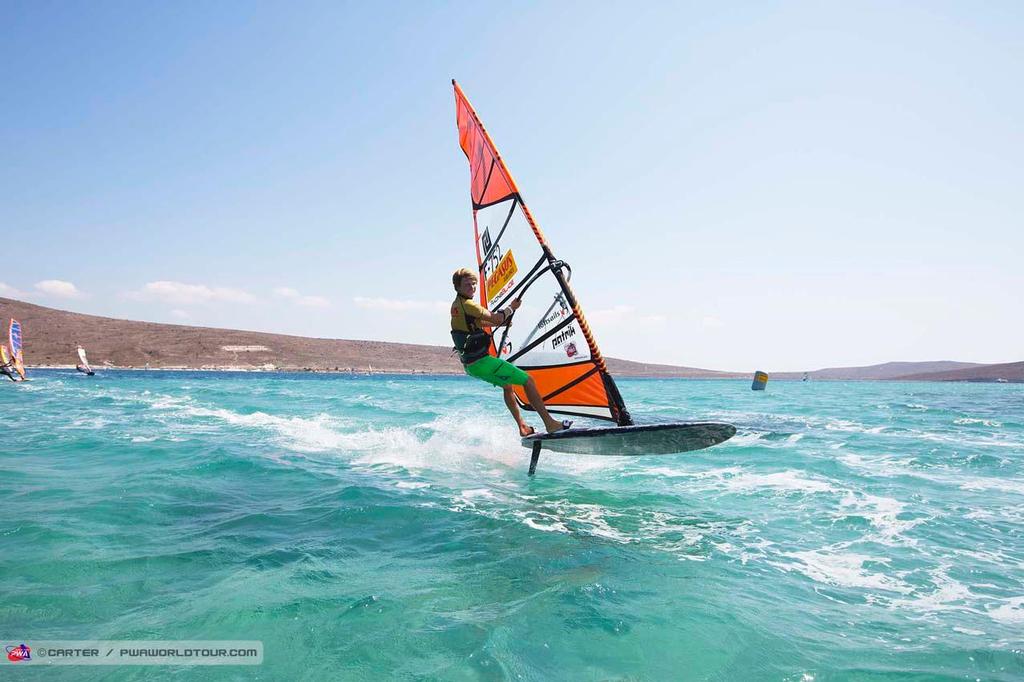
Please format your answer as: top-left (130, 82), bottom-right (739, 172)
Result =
top-left (474, 298), bottom-right (521, 326)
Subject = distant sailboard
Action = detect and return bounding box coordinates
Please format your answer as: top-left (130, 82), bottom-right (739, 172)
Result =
top-left (8, 319), bottom-right (25, 381)
top-left (452, 81), bottom-right (735, 474)
top-left (76, 346), bottom-right (95, 376)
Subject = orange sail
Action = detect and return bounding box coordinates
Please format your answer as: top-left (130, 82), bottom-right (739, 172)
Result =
top-left (453, 81), bottom-right (631, 424)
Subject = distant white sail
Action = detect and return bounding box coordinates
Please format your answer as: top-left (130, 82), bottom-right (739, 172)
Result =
top-left (76, 346), bottom-right (94, 374)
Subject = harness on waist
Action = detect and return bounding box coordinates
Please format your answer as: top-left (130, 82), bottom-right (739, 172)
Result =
top-left (452, 297), bottom-right (492, 365)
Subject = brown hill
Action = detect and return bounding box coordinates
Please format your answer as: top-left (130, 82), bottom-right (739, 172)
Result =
top-left (771, 361), bottom-right (985, 381)
top-left (602, 359), bottom-right (741, 379)
top-left (896, 361), bottom-right (1024, 383)
top-left (0, 297), bottom-right (740, 377)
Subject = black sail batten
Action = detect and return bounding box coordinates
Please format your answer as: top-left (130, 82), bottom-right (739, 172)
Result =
top-left (480, 159), bottom-right (498, 204)
top-left (515, 358), bottom-right (594, 371)
top-left (506, 315), bottom-right (577, 363)
top-left (479, 197), bottom-right (520, 267)
top-left (471, 193), bottom-right (517, 211)
top-left (489, 255), bottom-right (548, 311)
top-left (534, 407), bottom-right (617, 421)
top-left (542, 366), bottom-right (602, 402)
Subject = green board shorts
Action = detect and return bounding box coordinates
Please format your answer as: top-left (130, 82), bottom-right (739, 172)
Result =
top-left (465, 355), bottom-right (530, 388)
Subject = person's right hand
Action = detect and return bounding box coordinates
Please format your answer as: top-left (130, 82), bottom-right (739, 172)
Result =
top-left (510, 298), bottom-right (522, 310)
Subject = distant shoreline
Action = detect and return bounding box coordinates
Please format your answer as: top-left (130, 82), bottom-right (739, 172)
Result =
top-left (4, 297), bottom-right (1021, 383)
top-left (29, 364), bottom-right (463, 375)
top-left (28, 364), bottom-right (731, 379)
top-left (23, 365), bottom-right (1021, 382)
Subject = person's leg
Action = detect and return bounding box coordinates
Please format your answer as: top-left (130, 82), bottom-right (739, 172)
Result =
top-left (502, 386), bottom-right (534, 436)
top-left (466, 357), bottom-right (569, 434)
top-left (523, 377), bottom-right (569, 433)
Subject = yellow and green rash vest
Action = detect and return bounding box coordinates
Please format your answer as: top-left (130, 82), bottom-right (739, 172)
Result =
top-left (451, 294), bottom-right (488, 334)
top-left (451, 294), bottom-right (491, 364)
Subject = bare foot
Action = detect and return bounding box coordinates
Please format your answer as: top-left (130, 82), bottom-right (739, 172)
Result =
top-left (545, 419), bottom-right (573, 434)
top-left (519, 424), bottom-right (536, 437)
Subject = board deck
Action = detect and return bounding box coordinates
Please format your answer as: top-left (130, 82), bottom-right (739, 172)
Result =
top-left (521, 422), bottom-right (736, 456)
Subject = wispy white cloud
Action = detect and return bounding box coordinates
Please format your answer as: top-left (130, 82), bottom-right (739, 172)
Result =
top-left (35, 279), bottom-right (85, 299)
top-left (125, 281), bottom-right (256, 305)
top-left (0, 282), bottom-right (29, 299)
top-left (588, 305), bottom-right (666, 326)
top-left (274, 287), bottom-right (330, 308)
top-left (701, 316), bottom-right (724, 329)
top-left (353, 296), bottom-right (449, 312)
top-left (170, 309), bottom-right (191, 320)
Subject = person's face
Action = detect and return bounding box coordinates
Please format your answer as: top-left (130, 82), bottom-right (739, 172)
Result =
top-left (458, 276), bottom-right (477, 299)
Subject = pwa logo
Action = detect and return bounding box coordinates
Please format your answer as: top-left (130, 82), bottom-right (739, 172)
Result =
top-left (6, 644), bottom-right (31, 662)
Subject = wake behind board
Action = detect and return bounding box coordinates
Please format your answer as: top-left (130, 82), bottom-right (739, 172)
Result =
top-left (522, 422), bottom-right (736, 456)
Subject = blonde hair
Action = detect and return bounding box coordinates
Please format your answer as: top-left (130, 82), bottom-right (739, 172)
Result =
top-left (452, 267), bottom-right (477, 291)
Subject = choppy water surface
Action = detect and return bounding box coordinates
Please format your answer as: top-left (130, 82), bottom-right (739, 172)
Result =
top-left (2, 371), bottom-right (1022, 680)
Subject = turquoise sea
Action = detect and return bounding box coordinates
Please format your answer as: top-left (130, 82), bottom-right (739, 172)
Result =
top-left (2, 370), bottom-right (1023, 680)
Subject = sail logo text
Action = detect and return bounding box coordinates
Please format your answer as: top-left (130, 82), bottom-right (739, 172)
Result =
top-left (551, 325), bottom-right (576, 349)
top-left (538, 299), bottom-right (570, 329)
top-left (485, 249), bottom-right (518, 303)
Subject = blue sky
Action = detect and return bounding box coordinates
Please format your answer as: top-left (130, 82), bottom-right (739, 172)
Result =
top-left (2, 1), bottom-right (1021, 371)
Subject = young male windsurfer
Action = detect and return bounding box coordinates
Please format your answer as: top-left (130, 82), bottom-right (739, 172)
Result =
top-left (450, 267), bottom-right (570, 436)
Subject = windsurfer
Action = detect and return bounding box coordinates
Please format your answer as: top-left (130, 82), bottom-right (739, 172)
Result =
top-left (0, 347), bottom-right (17, 382)
top-left (450, 268), bottom-right (570, 436)
top-left (76, 344), bottom-right (92, 374)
